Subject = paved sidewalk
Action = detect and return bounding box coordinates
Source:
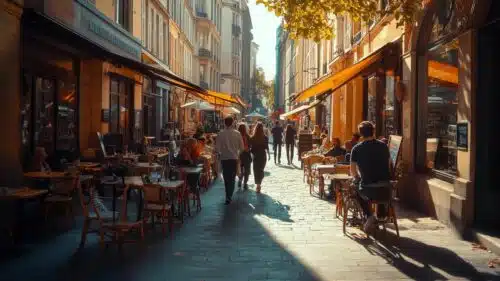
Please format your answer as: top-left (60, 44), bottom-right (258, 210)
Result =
top-left (1, 155), bottom-right (499, 281)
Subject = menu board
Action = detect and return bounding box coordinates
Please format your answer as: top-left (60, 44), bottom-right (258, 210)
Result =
top-left (388, 135), bottom-right (403, 169)
top-left (456, 121), bottom-right (468, 151)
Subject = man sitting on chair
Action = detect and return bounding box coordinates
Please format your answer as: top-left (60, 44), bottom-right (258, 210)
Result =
top-left (350, 121), bottom-right (392, 233)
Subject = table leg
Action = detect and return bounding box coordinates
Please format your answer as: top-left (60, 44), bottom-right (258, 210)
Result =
top-left (319, 174), bottom-right (325, 198)
top-left (112, 185), bottom-right (116, 223)
top-left (136, 188), bottom-right (143, 222)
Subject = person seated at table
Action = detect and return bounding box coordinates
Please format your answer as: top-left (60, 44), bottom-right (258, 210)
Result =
top-left (343, 141), bottom-right (353, 163)
top-left (321, 135), bottom-right (333, 151)
top-left (176, 138), bottom-right (201, 166)
top-left (325, 138), bottom-right (346, 158)
top-left (350, 121), bottom-right (392, 234)
top-left (312, 125), bottom-right (321, 138)
top-left (32, 147), bottom-right (52, 172)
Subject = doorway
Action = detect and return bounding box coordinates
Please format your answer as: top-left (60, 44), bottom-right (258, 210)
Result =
top-left (475, 7), bottom-right (500, 232)
top-left (109, 76), bottom-right (134, 146)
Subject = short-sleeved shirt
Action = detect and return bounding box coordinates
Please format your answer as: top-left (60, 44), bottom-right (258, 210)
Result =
top-left (350, 139), bottom-right (390, 185)
top-left (271, 126), bottom-right (284, 144)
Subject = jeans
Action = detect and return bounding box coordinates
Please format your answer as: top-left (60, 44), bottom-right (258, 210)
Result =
top-left (285, 142), bottom-right (295, 163)
top-left (273, 142), bottom-right (282, 163)
top-left (221, 159), bottom-right (238, 201)
top-left (356, 181), bottom-right (392, 218)
top-left (253, 156), bottom-right (267, 185)
top-left (239, 152), bottom-right (252, 185)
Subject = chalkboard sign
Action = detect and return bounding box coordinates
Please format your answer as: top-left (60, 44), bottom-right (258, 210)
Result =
top-left (388, 135), bottom-right (403, 169)
top-left (456, 121), bottom-right (468, 151)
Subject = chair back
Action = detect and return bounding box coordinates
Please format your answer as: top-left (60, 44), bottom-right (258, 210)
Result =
top-left (88, 181), bottom-right (110, 221)
top-left (304, 155), bottom-right (325, 169)
top-left (142, 184), bottom-right (168, 205)
top-left (323, 156), bottom-right (337, 165)
top-left (334, 164), bottom-right (350, 175)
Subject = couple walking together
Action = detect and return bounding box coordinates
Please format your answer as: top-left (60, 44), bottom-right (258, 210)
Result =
top-left (216, 117), bottom-right (269, 205)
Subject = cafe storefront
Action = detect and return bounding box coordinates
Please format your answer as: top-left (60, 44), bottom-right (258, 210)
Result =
top-left (401, 0), bottom-right (495, 235)
top-left (20, 0), bottom-right (144, 166)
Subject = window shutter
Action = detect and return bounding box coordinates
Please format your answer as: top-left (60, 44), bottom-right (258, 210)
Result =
top-left (159, 15), bottom-right (164, 60)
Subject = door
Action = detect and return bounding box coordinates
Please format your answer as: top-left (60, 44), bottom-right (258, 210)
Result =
top-left (110, 77), bottom-right (134, 145)
top-left (475, 20), bottom-right (500, 232)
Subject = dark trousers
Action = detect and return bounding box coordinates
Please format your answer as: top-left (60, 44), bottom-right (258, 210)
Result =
top-left (239, 152), bottom-right (251, 184)
top-left (221, 159), bottom-right (238, 200)
top-left (253, 156), bottom-right (267, 185)
top-left (273, 142), bottom-right (282, 162)
top-left (356, 183), bottom-right (392, 218)
top-left (285, 142), bottom-right (295, 163)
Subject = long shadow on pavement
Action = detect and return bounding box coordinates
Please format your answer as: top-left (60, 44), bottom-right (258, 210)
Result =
top-left (0, 180), bottom-right (321, 281)
top-left (347, 229), bottom-right (500, 280)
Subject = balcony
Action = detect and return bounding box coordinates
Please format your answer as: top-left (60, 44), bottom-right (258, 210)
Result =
top-left (196, 11), bottom-right (208, 18)
top-left (199, 48), bottom-right (212, 58)
top-left (232, 24), bottom-right (241, 36)
top-left (200, 81), bottom-right (209, 90)
top-left (351, 31), bottom-right (362, 45)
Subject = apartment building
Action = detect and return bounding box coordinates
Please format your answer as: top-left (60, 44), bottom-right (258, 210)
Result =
top-left (240, 1), bottom-right (252, 104)
top-left (220, 0), bottom-right (242, 96)
top-left (195, 0), bottom-right (222, 92)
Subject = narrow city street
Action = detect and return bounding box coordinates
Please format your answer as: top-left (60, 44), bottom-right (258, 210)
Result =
top-left (1, 151), bottom-right (499, 281)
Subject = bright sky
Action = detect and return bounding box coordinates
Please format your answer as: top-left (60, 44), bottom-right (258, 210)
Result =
top-left (248, 0), bottom-right (281, 81)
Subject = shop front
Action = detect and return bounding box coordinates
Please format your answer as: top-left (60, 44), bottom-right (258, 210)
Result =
top-left (401, 0), bottom-right (494, 235)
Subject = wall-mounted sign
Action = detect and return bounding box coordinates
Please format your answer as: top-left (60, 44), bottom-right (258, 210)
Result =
top-left (456, 121), bottom-right (468, 151)
top-left (101, 109), bottom-right (109, 122)
top-left (74, 0), bottom-right (141, 60)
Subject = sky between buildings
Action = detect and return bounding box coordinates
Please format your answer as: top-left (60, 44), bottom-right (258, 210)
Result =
top-left (248, 0), bottom-right (281, 81)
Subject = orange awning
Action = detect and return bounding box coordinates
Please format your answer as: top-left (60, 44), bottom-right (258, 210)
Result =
top-left (280, 99), bottom-right (323, 120)
top-left (195, 91), bottom-right (246, 108)
top-left (428, 60), bottom-right (458, 85)
top-left (292, 42), bottom-right (398, 103)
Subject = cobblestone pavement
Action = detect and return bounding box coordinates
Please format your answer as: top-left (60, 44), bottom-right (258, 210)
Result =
top-left (2, 152), bottom-right (500, 281)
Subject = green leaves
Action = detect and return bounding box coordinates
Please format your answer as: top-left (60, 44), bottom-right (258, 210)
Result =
top-left (257, 0), bottom-right (422, 41)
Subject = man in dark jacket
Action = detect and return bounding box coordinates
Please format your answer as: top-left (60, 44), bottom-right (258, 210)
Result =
top-left (271, 121), bottom-right (284, 164)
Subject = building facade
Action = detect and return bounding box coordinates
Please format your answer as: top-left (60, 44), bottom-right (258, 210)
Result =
top-left (220, 0), bottom-right (242, 96)
top-left (274, 25), bottom-right (285, 112)
top-left (281, 0), bottom-right (499, 237)
top-left (250, 42), bottom-right (259, 108)
top-left (195, 0), bottom-right (222, 92)
top-left (240, 1), bottom-right (253, 104)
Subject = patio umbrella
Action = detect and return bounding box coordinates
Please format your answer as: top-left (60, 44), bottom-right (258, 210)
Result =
top-left (180, 101), bottom-right (215, 111)
top-left (246, 111), bottom-right (265, 118)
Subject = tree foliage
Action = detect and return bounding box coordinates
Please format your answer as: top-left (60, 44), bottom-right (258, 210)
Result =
top-left (256, 0), bottom-right (422, 41)
top-left (254, 67), bottom-right (274, 110)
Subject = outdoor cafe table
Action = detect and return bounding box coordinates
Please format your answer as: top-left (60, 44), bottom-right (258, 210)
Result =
top-left (0, 187), bottom-right (49, 243)
top-left (122, 177), bottom-right (185, 222)
top-left (23, 171), bottom-right (73, 181)
top-left (314, 164), bottom-right (336, 198)
top-left (134, 162), bottom-right (163, 175)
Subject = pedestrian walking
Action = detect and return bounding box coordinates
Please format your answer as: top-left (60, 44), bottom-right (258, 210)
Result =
top-left (250, 122), bottom-right (270, 193)
top-left (285, 124), bottom-right (297, 165)
top-left (271, 121), bottom-right (284, 164)
top-left (216, 116), bottom-right (244, 205)
top-left (237, 123), bottom-right (252, 189)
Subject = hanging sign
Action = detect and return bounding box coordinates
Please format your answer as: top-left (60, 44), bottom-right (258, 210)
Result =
top-left (456, 121), bottom-right (468, 151)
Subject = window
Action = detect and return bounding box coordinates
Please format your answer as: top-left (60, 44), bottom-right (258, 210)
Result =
top-left (109, 77), bottom-right (132, 144)
top-left (148, 7), bottom-right (153, 50)
top-left (159, 16), bottom-right (164, 60)
top-left (163, 22), bottom-right (168, 63)
top-left (425, 39), bottom-right (459, 175)
top-left (141, 0), bottom-right (147, 45)
top-left (155, 13), bottom-right (160, 56)
top-left (116, 0), bottom-right (130, 30)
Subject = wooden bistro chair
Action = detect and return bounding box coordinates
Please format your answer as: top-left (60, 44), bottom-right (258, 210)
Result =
top-left (342, 180), bottom-right (364, 234)
top-left (78, 177), bottom-right (119, 248)
top-left (367, 181), bottom-right (400, 239)
top-left (43, 173), bottom-right (79, 225)
top-left (330, 165), bottom-right (350, 218)
top-left (142, 184), bottom-right (174, 236)
top-left (88, 182), bottom-right (144, 251)
top-left (303, 155), bottom-right (325, 195)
